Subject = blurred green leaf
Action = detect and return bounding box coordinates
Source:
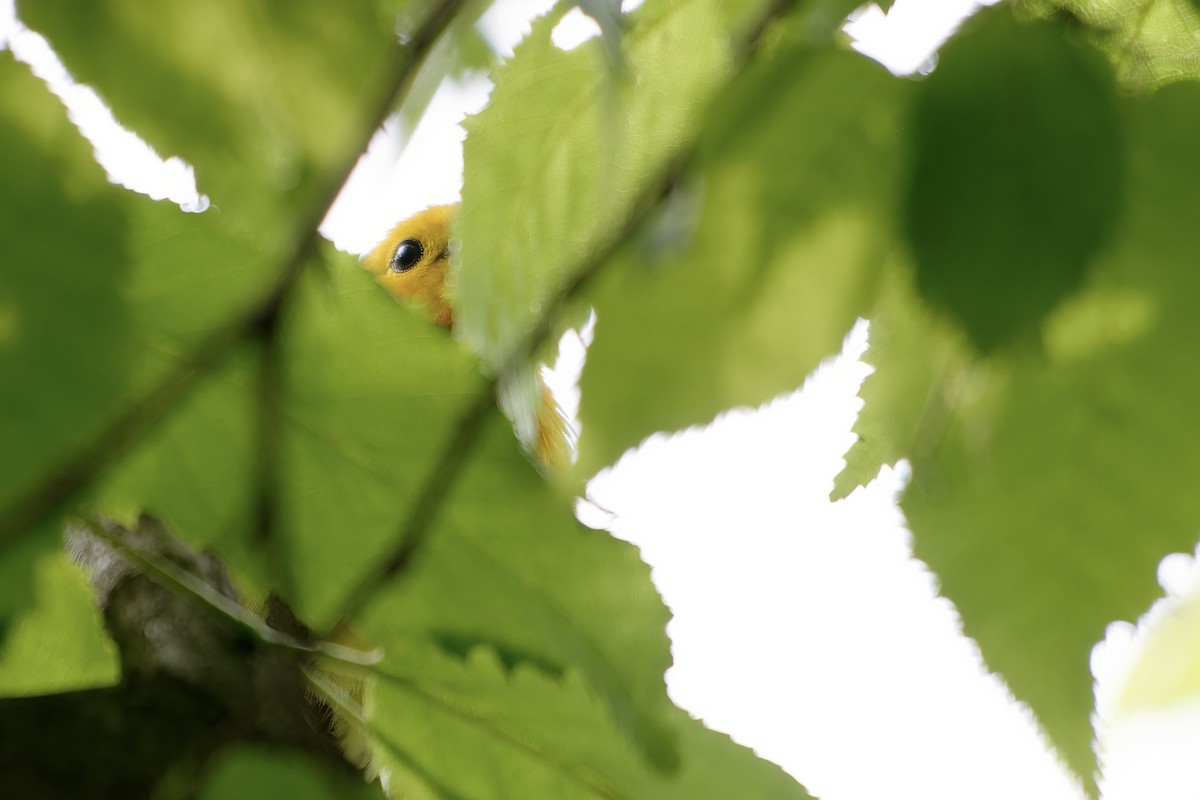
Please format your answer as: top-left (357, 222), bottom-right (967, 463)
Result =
top-left (97, 345), bottom-right (264, 588)
top-left (1115, 585), bottom-right (1200, 716)
top-left (277, 247), bottom-right (481, 625)
top-left (360, 408), bottom-right (679, 772)
top-left (831, 268), bottom-right (969, 500)
top-left (574, 45), bottom-right (908, 479)
top-left (0, 523), bottom-right (62, 649)
top-left (364, 639), bottom-right (814, 799)
top-left (455, 0), bottom-right (765, 368)
top-left (0, 54), bottom-right (133, 518)
top-left (900, 80), bottom-right (1200, 792)
top-left (102, 246), bottom-right (481, 622)
top-left (19, 0), bottom-right (397, 246)
top-left (905, 8), bottom-right (1123, 351)
top-left (0, 544), bottom-right (118, 696)
top-left (197, 746), bottom-right (383, 800)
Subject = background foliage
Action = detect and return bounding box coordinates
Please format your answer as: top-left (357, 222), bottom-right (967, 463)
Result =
top-left (3, 0), bottom-right (1200, 797)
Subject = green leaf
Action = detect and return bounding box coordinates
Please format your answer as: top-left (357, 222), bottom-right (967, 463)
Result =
top-left (900, 80), bottom-right (1200, 792)
top-left (830, 269), bottom-right (969, 500)
top-left (102, 247), bottom-right (481, 623)
top-left (90, 200), bottom-right (296, 593)
top-left (197, 746), bottom-right (383, 800)
top-left (455, 0), bottom-right (763, 368)
top-left (0, 544), bottom-right (119, 696)
top-left (0, 522), bottom-right (62, 648)
top-left (97, 345), bottom-right (263, 588)
top-left (574, 45), bottom-right (908, 479)
top-left (277, 248), bottom-right (481, 625)
top-left (1114, 586), bottom-right (1200, 716)
top-left (0, 54), bottom-right (133, 517)
top-left (905, 8), bottom-right (1123, 351)
top-left (360, 409), bottom-right (679, 772)
top-left (19, 0), bottom-right (397, 244)
top-left (363, 639), bottom-right (814, 799)
top-left (1045, 0), bottom-right (1200, 88)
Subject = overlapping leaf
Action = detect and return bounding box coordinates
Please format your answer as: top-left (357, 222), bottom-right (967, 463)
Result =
top-left (1040, 0), bottom-right (1200, 87)
top-left (0, 54), bottom-right (132, 519)
top-left (359, 409), bottom-right (681, 773)
top-left (830, 270), bottom-right (968, 500)
top-left (1114, 585), bottom-right (1200, 716)
top-left (454, 0), bottom-right (767, 367)
top-left (19, 0), bottom-right (399, 246)
top-left (277, 252), bottom-right (480, 625)
top-left (888, 80), bottom-right (1200, 791)
top-left (0, 55), bottom-right (138, 638)
top-left (362, 639), bottom-right (813, 799)
top-left (99, 246), bottom-right (479, 620)
top-left (574, 44), bottom-right (909, 479)
top-left (905, 8), bottom-right (1123, 351)
top-left (197, 746), bottom-right (385, 800)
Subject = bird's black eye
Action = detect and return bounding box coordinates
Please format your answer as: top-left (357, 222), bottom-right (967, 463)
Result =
top-left (391, 238), bottom-right (424, 273)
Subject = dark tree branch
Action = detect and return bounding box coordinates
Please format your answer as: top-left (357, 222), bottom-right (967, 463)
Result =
top-left (0, 516), bottom-right (372, 800)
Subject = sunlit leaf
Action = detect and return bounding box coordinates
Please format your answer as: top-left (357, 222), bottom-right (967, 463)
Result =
top-left (575, 45), bottom-right (907, 479)
top-left (278, 249), bottom-right (480, 625)
top-left (1115, 585), bottom-right (1200, 716)
top-left (364, 639), bottom-right (814, 799)
top-left (455, 0), bottom-right (764, 367)
top-left (902, 80), bottom-right (1200, 791)
top-left (831, 269), bottom-right (969, 500)
top-left (359, 409), bottom-right (679, 770)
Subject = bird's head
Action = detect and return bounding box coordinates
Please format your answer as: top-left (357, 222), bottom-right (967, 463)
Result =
top-left (363, 203), bottom-right (458, 329)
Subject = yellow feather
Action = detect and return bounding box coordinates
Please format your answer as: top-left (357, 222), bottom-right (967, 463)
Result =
top-left (364, 203), bottom-right (570, 467)
top-left (363, 203), bottom-right (457, 329)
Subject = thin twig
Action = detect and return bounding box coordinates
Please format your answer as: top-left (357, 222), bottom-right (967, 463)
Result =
top-left (76, 513), bottom-right (385, 667)
top-left (73, 513), bottom-right (310, 653)
top-left (251, 309), bottom-right (288, 595)
top-left (0, 0), bottom-right (467, 554)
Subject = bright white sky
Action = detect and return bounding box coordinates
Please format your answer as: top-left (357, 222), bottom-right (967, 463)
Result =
top-left (6, 0), bottom-right (1200, 797)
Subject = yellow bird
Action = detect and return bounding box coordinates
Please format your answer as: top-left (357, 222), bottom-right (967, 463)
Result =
top-left (364, 204), bottom-right (569, 466)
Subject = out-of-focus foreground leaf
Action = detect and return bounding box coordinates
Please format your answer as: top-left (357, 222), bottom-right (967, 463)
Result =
top-left (853, 79), bottom-right (1200, 791)
top-left (100, 250), bottom-right (480, 624)
top-left (18, 0), bottom-right (399, 246)
top-left (905, 8), bottom-right (1123, 352)
top-left (829, 269), bottom-right (968, 501)
top-left (0, 54), bottom-right (138, 646)
top-left (1035, 0), bottom-right (1200, 88)
top-left (454, 0), bottom-right (768, 368)
top-left (197, 746), bottom-right (384, 800)
top-left (358, 409), bottom-right (682, 775)
top-left (575, 43), bottom-right (908, 480)
top-left (0, 543), bottom-right (118, 695)
top-left (1114, 581), bottom-right (1200, 716)
top-left (0, 54), bottom-right (130, 527)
